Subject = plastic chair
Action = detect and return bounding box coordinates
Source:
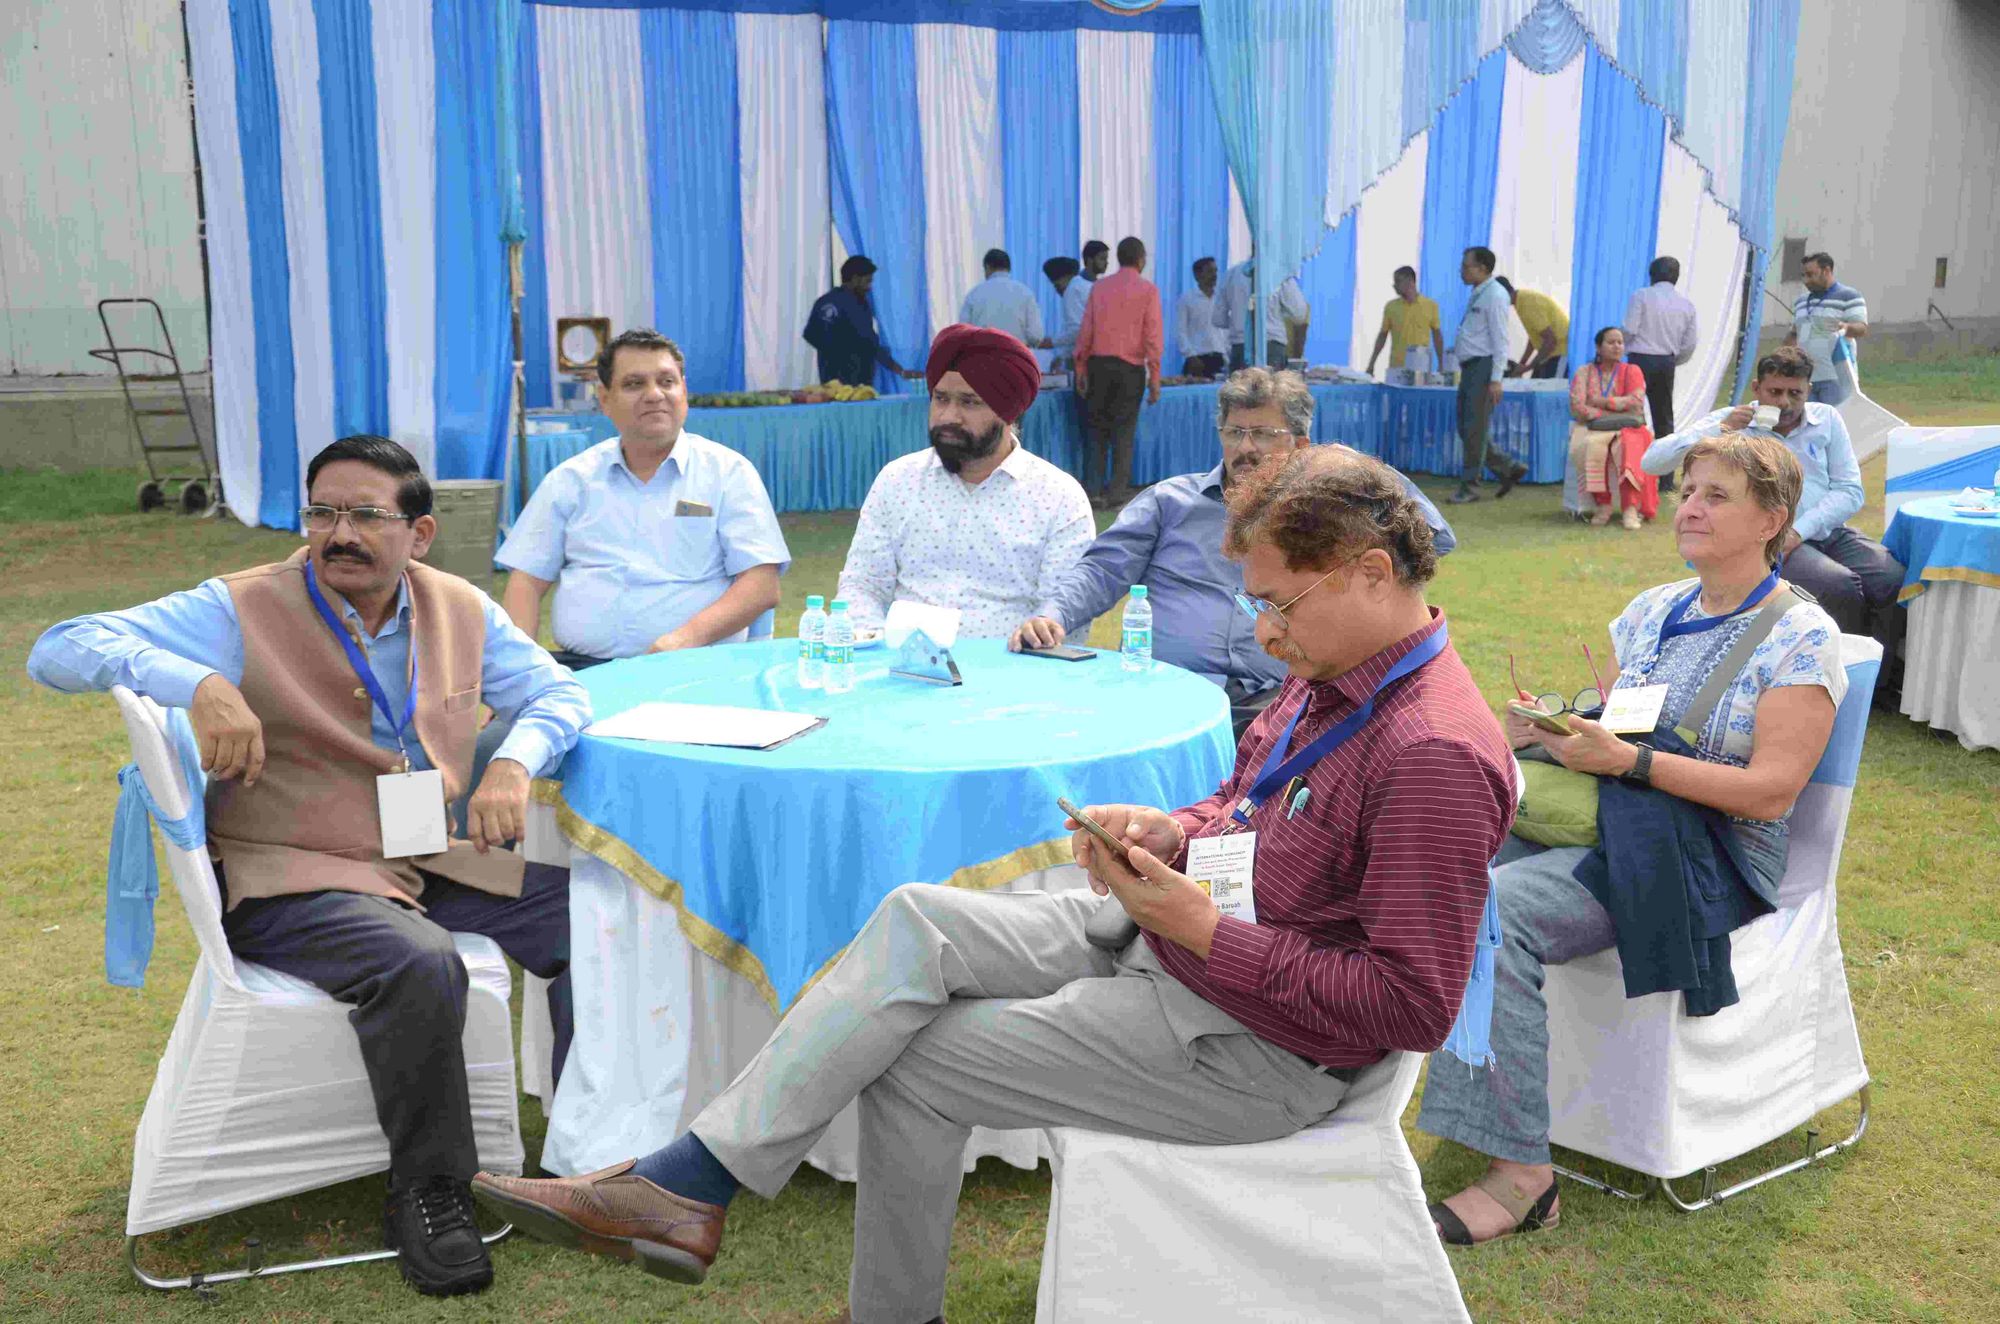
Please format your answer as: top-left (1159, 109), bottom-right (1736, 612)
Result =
top-left (1034, 1051), bottom-right (1471, 1323)
top-left (109, 687), bottom-right (523, 1289)
top-left (1542, 637), bottom-right (1882, 1209)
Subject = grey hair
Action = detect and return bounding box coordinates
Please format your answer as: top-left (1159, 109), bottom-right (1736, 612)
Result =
top-left (1215, 367), bottom-right (1314, 438)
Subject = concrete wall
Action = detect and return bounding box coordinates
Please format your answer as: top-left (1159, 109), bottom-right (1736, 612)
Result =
top-left (1760, 0), bottom-right (2000, 342)
top-left (0, 0), bottom-right (207, 377)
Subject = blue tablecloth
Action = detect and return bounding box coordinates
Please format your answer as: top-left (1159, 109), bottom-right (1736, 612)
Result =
top-left (522, 380), bottom-right (1566, 515)
top-left (1880, 494), bottom-right (2000, 601)
top-left (541, 639), bottom-right (1235, 1011)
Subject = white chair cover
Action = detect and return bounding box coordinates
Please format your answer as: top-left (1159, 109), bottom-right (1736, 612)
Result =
top-left (1542, 637), bottom-right (1881, 1180)
top-left (112, 687), bottom-right (524, 1237)
top-left (1034, 1052), bottom-right (1470, 1324)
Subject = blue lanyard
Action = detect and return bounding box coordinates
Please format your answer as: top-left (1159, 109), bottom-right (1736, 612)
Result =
top-left (303, 561), bottom-right (417, 765)
top-left (1655, 568), bottom-right (1780, 649)
top-left (1230, 624), bottom-right (1450, 826)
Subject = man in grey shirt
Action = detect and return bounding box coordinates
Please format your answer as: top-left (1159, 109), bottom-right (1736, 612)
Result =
top-left (1010, 367), bottom-right (1454, 737)
top-left (1450, 246), bottom-right (1529, 505)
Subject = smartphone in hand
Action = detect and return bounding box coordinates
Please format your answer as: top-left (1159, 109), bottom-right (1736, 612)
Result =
top-left (1507, 701), bottom-right (1575, 736)
top-left (1057, 797), bottom-right (1132, 863)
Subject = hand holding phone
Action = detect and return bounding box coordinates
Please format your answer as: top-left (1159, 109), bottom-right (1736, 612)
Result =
top-left (1058, 797), bottom-right (1131, 863)
top-left (1507, 700), bottom-right (1575, 736)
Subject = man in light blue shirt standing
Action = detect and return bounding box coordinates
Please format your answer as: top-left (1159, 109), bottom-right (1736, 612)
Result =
top-left (1449, 246), bottom-right (1529, 505)
top-left (1009, 367), bottom-right (1454, 737)
top-left (1786, 251), bottom-right (1869, 406)
top-left (499, 328), bottom-right (790, 668)
top-left (959, 249), bottom-right (1052, 351)
top-left (1642, 344), bottom-right (1904, 690)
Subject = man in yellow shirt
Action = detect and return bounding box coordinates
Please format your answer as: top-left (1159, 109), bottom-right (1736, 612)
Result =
top-left (1365, 266), bottom-right (1445, 376)
top-left (1498, 278), bottom-right (1568, 379)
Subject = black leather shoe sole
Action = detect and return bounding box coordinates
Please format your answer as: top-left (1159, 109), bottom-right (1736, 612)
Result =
top-left (472, 1181), bottom-right (709, 1284)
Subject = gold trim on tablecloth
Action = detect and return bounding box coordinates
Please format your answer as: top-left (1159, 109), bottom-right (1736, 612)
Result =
top-left (1895, 565), bottom-right (2000, 603)
top-left (532, 778), bottom-right (1072, 1013)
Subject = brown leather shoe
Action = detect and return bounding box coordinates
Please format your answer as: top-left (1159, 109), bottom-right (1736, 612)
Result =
top-left (471, 1160), bottom-right (724, 1284)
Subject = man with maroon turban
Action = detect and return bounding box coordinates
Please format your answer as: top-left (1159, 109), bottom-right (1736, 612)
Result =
top-left (831, 323), bottom-right (1094, 639)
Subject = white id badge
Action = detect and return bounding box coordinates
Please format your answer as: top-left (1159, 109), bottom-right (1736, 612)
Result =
top-left (378, 769), bottom-right (449, 858)
top-left (1599, 684), bottom-right (1669, 735)
top-left (1187, 832), bottom-right (1257, 925)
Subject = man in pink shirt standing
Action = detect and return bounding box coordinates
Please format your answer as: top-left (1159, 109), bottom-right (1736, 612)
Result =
top-left (1074, 235), bottom-right (1164, 508)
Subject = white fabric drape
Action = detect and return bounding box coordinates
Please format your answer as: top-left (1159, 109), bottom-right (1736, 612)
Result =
top-left (268, 0), bottom-right (332, 501)
top-left (1348, 130), bottom-right (1429, 370)
top-left (916, 24), bottom-right (1002, 339)
top-left (537, 6), bottom-right (653, 401)
top-left (1568, 0), bottom-right (1622, 59)
top-left (1324, 0), bottom-right (1406, 229)
top-left (1682, 0), bottom-right (1749, 220)
top-left (737, 12), bottom-right (828, 391)
top-left (1076, 30), bottom-right (1154, 254)
top-left (1226, 174), bottom-right (1251, 267)
top-left (1656, 129), bottom-right (1746, 425)
top-left (1478, 0), bottom-right (1542, 54)
top-left (184, 3), bottom-right (259, 526)
top-left (1487, 52), bottom-right (1584, 322)
top-left (372, 0), bottom-right (436, 476)
top-left (1903, 582), bottom-right (2000, 751)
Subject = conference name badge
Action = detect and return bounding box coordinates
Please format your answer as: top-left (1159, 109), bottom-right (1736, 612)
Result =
top-left (1186, 832), bottom-right (1256, 925)
top-left (1598, 684), bottom-right (1668, 736)
top-left (378, 769), bottom-right (449, 859)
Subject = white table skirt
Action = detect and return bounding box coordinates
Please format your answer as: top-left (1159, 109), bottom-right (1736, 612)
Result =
top-left (1900, 580), bottom-right (2000, 751)
top-left (521, 800), bottom-right (1083, 1178)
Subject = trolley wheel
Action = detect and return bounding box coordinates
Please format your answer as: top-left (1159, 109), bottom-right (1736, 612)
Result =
top-left (138, 481), bottom-right (165, 512)
top-left (179, 481), bottom-right (209, 515)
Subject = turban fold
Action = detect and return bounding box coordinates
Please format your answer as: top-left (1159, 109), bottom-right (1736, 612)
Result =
top-left (925, 323), bottom-right (1041, 424)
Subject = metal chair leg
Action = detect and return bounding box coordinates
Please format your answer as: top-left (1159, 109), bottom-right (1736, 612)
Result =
top-left (125, 1224), bottom-right (513, 1292)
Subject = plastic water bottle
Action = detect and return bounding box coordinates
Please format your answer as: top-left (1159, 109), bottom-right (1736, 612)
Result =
top-left (824, 599), bottom-right (855, 694)
top-left (1121, 585), bottom-right (1153, 672)
top-left (797, 595), bottom-right (828, 689)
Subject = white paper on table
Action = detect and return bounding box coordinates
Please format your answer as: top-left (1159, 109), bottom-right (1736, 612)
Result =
top-left (884, 600), bottom-right (961, 649)
top-left (586, 702), bottom-right (823, 750)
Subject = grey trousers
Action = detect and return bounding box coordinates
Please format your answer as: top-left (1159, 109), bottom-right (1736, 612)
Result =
top-left (691, 884), bottom-right (1350, 1324)
top-left (1083, 356), bottom-right (1147, 495)
top-left (1455, 355), bottom-right (1518, 483)
top-left (1416, 839), bottom-right (1615, 1166)
top-left (1787, 526), bottom-right (1907, 664)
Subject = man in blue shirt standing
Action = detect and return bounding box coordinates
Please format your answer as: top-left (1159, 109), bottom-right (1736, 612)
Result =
top-left (27, 436), bottom-right (592, 1298)
top-left (803, 256), bottom-right (921, 387)
top-left (1450, 246), bottom-right (1530, 505)
top-left (1786, 252), bottom-right (1869, 406)
top-left (1010, 367), bottom-right (1455, 737)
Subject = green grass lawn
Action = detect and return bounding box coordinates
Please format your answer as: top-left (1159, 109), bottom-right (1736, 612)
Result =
top-left (2, 360), bottom-right (1996, 1321)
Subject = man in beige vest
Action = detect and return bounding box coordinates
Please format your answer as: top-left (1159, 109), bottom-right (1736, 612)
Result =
top-left (29, 436), bottom-right (591, 1298)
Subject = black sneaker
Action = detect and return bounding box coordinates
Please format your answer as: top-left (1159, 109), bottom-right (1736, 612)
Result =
top-left (385, 1175), bottom-right (494, 1297)
top-left (1495, 462), bottom-right (1529, 498)
top-left (1447, 484), bottom-right (1483, 505)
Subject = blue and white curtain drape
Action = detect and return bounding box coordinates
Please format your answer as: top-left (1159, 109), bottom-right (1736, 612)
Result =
top-left (191, 0), bottom-right (1794, 531)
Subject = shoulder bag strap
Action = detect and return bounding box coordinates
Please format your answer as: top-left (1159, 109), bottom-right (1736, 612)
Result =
top-left (1671, 587), bottom-right (1802, 745)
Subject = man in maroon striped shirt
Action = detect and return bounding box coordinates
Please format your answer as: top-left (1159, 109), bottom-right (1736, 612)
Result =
top-left (472, 447), bottom-right (1515, 1322)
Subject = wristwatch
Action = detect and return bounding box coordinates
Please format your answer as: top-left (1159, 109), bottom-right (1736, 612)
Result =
top-left (1621, 744), bottom-right (1655, 787)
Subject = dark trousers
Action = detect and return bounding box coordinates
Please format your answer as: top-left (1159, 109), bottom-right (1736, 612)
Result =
top-left (1455, 355), bottom-right (1517, 483)
top-left (1083, 356), bottom-right (1146, 496)
top-left (1181, 352), bottom-right (1226, 380)
top-left (221, 864), bottom-right (574, 1183)
top-left (1530, 354), bottom-right (1563, 379)
top-left (1786, 527), bottom-right (1907, 688)
top-left (1627, 351), bottom-right (1679, 437)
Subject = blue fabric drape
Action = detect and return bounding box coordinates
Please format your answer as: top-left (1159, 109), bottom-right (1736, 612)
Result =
top-left (1149, 31), bottom-right (1229, 371)
top-left (1198, 1), bottom-right (1333, 352)
top-left (497, 0), bottom-right (526, 245)
top-left (642, 8), bottom-right (746, 392)
top-left (999, 29), bottom-right (1077, 344)
top-left (104, 713), bottom-right (206, 989)
top-left (1296, 211), bottom-right (1356, 368)
top-left (1568, 49), bottom-right (1664, 374)
top-left (314, 0), bottom-right (389, 440)
top-left (1737, 0), bottom-right (1800, 257)
top-left (516, 4), bottom-right (553, 409)
top-left (229, 0), bottom-right (299, 529)
top-left (825, 21), bottom-right (928, 395)
top-left (433, 0), bottom-right (512, 479)
top-left (1419, 48), bottom-right (1506, 342)
top-left (1618, 0), bottom-right (1689, 129)
top-left (1506, 0), bottom-right (1588, 73)
top-left (1401, 0), bottom-right (1481, 143)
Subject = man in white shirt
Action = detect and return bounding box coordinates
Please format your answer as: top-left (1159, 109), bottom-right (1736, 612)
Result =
top-left (1046, 241), bottom-right (1109, 369)
top-left (959, 249), bottom-right (1052, 351)
top-left (1174, 256), bottom-right (1229, 379)
top-left (1212, 260), bottom-right (1309, 371)
top-left (1621, 255), bottom-right (1700, 437)
top-left (1449, 246), bottom-right (1528, 505)
top-left (836, 324), bottom-right (1094, 639)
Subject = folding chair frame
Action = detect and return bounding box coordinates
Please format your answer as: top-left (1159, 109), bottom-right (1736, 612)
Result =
top-left (125, 1223), bottom-right (514, 1295)
top-left (1552, 1084), bottom-right (1870, 1213)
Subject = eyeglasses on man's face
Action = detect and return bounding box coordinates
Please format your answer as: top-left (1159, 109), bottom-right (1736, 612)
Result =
top-left (1233, 564), bottom-right (1342, 626)
top-left (299, 505), bottom-right (413, 533)
top-left (1218, 425), bottom-right (1295, 447)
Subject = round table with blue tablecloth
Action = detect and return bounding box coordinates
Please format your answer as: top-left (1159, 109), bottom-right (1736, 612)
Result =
top-left (520, 638), bottom-right (1236, 1177)
top-left (1881, 494), bottom-right (2000, 750)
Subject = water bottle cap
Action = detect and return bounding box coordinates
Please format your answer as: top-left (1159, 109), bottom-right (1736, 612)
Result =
top-left (830, 599), bottom-right (848, 611)
top-left (806, 595), bottom-right (824, 608)
top-left (1130, 585), bottom-right (1148, 599)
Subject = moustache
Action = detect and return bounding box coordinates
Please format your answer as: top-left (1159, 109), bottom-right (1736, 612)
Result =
top-left (323, 545), bottom-right (372, 565)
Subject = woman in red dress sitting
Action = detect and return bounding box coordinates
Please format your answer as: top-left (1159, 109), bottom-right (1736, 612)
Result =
top-left (1569, 326), bottom-right (1659, 529)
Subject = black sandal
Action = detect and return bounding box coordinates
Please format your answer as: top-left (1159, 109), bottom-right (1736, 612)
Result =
top-left (1430, 1173), bottom-right (1559, 1246)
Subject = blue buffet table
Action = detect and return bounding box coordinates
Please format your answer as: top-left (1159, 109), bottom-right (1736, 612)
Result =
top-left (522, 380), bottom-right (1568, 516)
top-left (526, 638), bottom-right (1236, 1175)
top-left (1880, 494), bottom-right (2000, 750)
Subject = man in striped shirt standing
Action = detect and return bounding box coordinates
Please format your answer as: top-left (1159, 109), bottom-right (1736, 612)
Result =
top-left (1787, 252), bottom-right (1869, 406)
top-left (472, 446), bottom-right (1516, 1323)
